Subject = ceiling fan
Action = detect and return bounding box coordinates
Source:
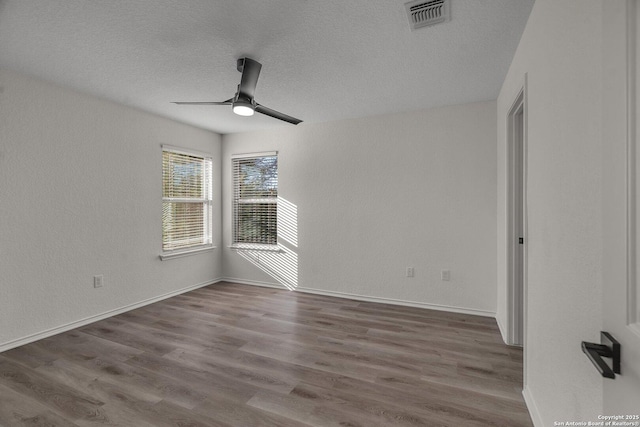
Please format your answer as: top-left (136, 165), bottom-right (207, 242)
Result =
top-left (172, 57), bottom-right (302, 125)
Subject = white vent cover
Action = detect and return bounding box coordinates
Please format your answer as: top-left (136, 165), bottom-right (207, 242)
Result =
top-left (405, 0), bottom-right (450, 30)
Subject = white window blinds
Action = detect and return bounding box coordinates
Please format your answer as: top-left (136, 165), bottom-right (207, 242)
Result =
top-left (232, 152), bottom-right (278, 246)
top-left (162, 147), bottom-right (213, 252)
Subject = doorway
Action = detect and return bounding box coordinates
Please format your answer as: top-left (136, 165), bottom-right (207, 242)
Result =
top-left (507, 86), bottom-right (526, 347)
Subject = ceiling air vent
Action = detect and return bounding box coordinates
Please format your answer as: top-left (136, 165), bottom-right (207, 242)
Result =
top-left (405, 0), bottom-right (450, 30)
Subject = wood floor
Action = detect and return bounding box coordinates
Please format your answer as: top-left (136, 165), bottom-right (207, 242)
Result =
top-left (0, 282), bottom-right (532, 426)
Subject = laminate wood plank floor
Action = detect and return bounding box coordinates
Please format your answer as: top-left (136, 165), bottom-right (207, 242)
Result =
top-left (0, 282), bottom-right (533, 426)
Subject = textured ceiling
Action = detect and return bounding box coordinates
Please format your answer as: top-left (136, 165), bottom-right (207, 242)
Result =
top-left (0, 0), bottom-right (534, 134)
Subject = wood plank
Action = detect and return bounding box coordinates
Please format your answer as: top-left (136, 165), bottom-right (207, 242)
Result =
top-left (0, 282), bottom-right (532, 426)
top-left (0, 384), bottom-right (80, 427)
top-left (0, 356), bottom-right (103, 422)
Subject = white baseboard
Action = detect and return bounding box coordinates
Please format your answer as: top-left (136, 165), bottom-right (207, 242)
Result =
top-left (218, 277), bottom-right (283, 289)
top-left (219, 277), bottom-right (495, 318)
top-left (522, 386), bottom-right (543, 426)
top-left (2, 276), bottom-right (496, 354)
top-left (0, 279), bottom-right (220, 353)
top-left (496, 315), bottom-right (509, 343)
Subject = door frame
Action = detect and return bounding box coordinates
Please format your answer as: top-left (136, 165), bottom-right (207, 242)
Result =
top-left (507, 77), bottom-right (528, 348)
top-left (625, 0), bottom-right (640, 335)
top-left (602, 0), bottom-right (640, 412)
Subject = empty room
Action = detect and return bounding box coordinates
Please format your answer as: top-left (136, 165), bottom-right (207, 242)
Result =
top-left (1, 0), bottom-right (639, 426)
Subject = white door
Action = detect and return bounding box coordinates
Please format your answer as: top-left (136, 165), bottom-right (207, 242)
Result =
top-left (602, 0), bottom-right (640, 413)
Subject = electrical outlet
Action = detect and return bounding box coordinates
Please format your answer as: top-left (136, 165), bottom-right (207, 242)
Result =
top-left (406, 267), bottom-right (414, 278)
top-left (93, 275), bottom-right (104, 288)
top-left (441, 270), bottom-right (451, 281)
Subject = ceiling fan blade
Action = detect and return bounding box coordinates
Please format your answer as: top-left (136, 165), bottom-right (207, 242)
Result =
top-left (255, 104), bottom-right (302, 125)
top-left (237, 58), bottom-right (262, 99)
top-left (172, 100), bottom-right (232, 105)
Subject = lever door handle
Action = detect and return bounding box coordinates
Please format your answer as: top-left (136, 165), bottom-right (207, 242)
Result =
top-left (581, 331), bottom-right (621, 379)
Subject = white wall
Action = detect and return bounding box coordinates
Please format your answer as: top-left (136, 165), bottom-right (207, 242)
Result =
top-left (497, 0), bottom-right (604, 424)
top-left (0, 69), bottom-right (223, 350)
top-left (222, 101), bottom-right (498, 315)
top-left (0, 69), bottom-right (497, 350)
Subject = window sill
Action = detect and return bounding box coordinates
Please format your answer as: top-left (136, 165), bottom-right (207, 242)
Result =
top-left (229, 244), bottom-right (283, 253)
top-left (159, 245), bottom-right (216, 261)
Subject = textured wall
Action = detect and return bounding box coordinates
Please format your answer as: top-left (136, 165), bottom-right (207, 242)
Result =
top-left (0, 69), bottom-right (223, 349)
top-left (496, 0), bottom-right (604, 424)
top-left (222, 101), bottom-right (498, 315)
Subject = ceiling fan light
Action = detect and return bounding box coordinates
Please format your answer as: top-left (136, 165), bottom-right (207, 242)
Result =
top-left (232, 102), bottom-right (254, 116)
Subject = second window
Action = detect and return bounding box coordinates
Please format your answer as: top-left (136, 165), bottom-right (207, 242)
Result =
top-left (232, 152), bottom-right (278, 247)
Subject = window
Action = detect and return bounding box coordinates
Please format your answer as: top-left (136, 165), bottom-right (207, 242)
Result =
top-left (162, 146), bottom-right (213, 255)
top-left (232, 152), bottom-right (278, 247)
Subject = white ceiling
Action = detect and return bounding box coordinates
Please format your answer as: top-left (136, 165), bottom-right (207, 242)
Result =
top-left (0, 0), bottom-right (534, 134)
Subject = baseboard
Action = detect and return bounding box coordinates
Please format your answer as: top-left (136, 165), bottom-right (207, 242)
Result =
top-left (218, 277), bottom-right (283, 289)
top-left (522, 386), bottom-right (543, 426)
top-left (219, 277), bottom-right (495, 318)
top-left (0, 278), bottom-right (220, 354)
top-left (496, 315), bottom-right (509, 343)
top-left (2, 276), bottom-right (496, 354)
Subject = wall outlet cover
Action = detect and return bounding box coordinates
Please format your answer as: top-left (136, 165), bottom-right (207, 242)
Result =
top-left (93, 275), bottom-right (104, 288)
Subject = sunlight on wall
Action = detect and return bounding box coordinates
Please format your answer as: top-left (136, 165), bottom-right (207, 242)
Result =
top-left (277, 197), bottom-right (297, 247)
top-left (236, 197), bottom-right (298, 290)
top-left (238, 247), bottom-right (298, 290)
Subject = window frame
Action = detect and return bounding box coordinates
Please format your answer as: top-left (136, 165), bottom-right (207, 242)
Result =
top-left (231, 151), bottom-right (279, 250)
top-left (160, 145), bottom-right (214, 260)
